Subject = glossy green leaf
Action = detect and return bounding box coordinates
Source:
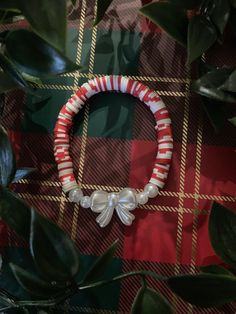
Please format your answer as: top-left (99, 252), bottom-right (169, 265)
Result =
top-left (10, 263), bottom-right (65, 298)
top-left (5, 30), bottom-right (80, 78)
top-left (94, 0), bottom-right (113, 26)
top-left (220, 69), bottom-right (236, 92)
top-left (12, 168), bottom-right (36, 183)
top-left (0, 290), bottom-right (15, 308)
top-left (0, 53), bottom-right (30, 90)
top-left (228, 117), bottom-right (236, 126)
top-left (0, 188), bottom-right (31, 239)
top-left (169, 0), bottom-right (201, 8)
top-left (0, 1), bottom-right (20, 11)
top-left (131, 287), bottom-right (173, 314)
top-left (22, 73), bottom-right (42, 86)
top-left (201, 97), bottom-right (227, 132)
top-left (200, 264), bottom-right (233, 276)
top-left (168, 274), bottom-right (236, 307)
top-left (71, 0), bottom-right (77, 5)
top-left (18, 0), bottom-right (67, 52)
top-left (0, 72), bottom-right (18, 93)
top-left (209, 202), bottom-right (236, 268)
top-left (210, 0), bottom-right (230, 34)
top-left (140, 2), bottom-right (188, 46)
top-left (82, 240), bottom-right (119, 283)
top-left (0, 125), bottom-right (16, 187)
top-left (191, 68), bottom-right (236, 102)
top-left (30, 209), bottom-right (79, 282)
top-left (230, 0), bottom-right (236, 8)
top-left (187, 15), bottom-right (217, 63)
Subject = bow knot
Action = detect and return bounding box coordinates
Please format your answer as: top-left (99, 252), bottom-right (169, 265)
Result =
top-left (90, 188), bottom-right (137, 228)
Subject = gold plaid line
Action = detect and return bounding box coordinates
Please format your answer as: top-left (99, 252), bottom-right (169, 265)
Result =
top-left (53, 306), bottom-right (128, 314)
top-left (38, 84), bottom-right (73, 91)
top-left (173, 76), bottom-right (191, 309)
top-left (39, 84), bottom-right (187, 97)
top-left (58, 193), bottom-right (67, 227)
top-left (70, 0), bottom-right (87, 241)
top-left (141, 205), bottom-right (208, 215)
top-left (17, 192), bottom-right (210, 215)
top-left (18, 193), bottom-right (60, 202)
top-left (71, 1), bottom-right (98, 240)
top-left (63, 72), bottom-right (188, 84)
top-left (18, 180), bottom-right (236, 202)
top-left (77, 3), bottom-right (98, 184)
top-left (190, 120), bottom-right (203, 276)
top-left (73, 0), bottom-right (87, 88)
top-left (88, 21), bottom-right (98, 74)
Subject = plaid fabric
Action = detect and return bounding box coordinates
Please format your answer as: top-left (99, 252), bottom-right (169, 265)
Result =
top-left (1, 0), bottom-right (236, 313)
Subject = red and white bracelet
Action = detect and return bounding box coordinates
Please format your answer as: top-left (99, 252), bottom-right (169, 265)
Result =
top-left (54, 75), bottom-right (173, 227)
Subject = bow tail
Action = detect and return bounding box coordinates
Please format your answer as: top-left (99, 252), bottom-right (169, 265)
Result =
top-left (96, 206), bottom-right (114, 228)
top-left (116, 205), bottom-right (135, 226)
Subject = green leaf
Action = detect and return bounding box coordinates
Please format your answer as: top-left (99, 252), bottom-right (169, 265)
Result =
top-left (139, 2), bottom-right (188, 46)
top-left (12, 168), bottom-right (36, 183)
top-left (0, 125), bottom-right (16, 187)
top-left (168, 0), bottom-right (201, 8)
top-left (168, 274), bottom-right (236, 307)
top-left (0, 1), bottom-right (20, 12)
top-left (187, 15), bottom-right (217, 63)
top-left (131, 286), bottom-right (173, 314)
top-left (0, 53), bottom-right (30, 90)
top-left (82, 240), bottom-right (119, 284)
top-left (0, 290), bottom-right (15, 308)
top-left (30, 209), bottom-right (79, 282)
top-left (230, 0), bottom-right (236, 8)
top-left (209, 202), bottom-right (236, 268)
top-left (191, 67), bottom-right (236, 102)
top-left (0, 188), bottom-right (31, 239)
top-left (200, 264), bottom-right (234, 276)
top-left (201, 97), bottom-right (227, 132)
top-left (94, 0), bottom-right (113, 26)
top-left (22, 73), bottom-right (42, 86)
top-left (18, 0), bottom-right (67, 53)
top-left (5, 30), bottom-right (80, 78)
top-left (220, 69), bottom-right (236, 92)
top-left (71, 0), bottom-right (77, 5)
top-left (228, 117), bottom-right (236, 126)
top-left (210, 0), bottom-right (230, 34)
top-left (10, 263), bottom-right (65, 298)
top-left (0, 72), bottom-right (18, 93)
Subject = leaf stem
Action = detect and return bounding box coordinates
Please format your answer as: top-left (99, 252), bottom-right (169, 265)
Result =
top-left (78, 270), bottom-right (167, 290)
top-left (0, 305), bottom-right (14, 311)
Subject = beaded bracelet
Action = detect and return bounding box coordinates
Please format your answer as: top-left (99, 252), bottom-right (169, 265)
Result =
top-left (54, 75), bottom-right (173, 228)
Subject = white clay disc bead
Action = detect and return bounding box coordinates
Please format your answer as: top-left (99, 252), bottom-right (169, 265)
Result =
top-left (144, 183), bottom-right (159, 198)
top-left (68, 188), bottom-right (83, 203)
top-left (136, 191), bottom-right (149, 205)
top-left (80, 196), bottom-right (91, 208)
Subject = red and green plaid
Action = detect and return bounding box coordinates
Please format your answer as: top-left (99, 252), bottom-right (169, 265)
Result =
top-left (1, 0), bottom-right (236, 313)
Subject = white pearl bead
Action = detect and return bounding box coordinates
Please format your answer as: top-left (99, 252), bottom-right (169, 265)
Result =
top-left (80, 196), bottom-right (91, 208)
top-left (136, 191), bottom-right (149, 205)
top-left (68, 188), bottom-right (83, 203)
top-left (144, 183), bottom-right (159, 198)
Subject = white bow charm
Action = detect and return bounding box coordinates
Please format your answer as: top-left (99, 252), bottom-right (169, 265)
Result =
top-left (90, 188), bottom-right (138, 228)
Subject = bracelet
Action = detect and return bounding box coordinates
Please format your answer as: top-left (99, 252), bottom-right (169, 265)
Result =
top-left (54, 75), bottom-right (173, 227)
